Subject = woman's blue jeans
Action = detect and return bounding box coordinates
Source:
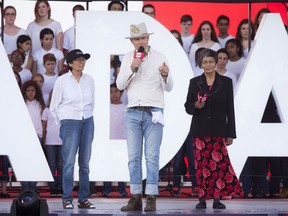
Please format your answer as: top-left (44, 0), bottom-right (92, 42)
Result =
top-left (60, 117), bottom-right (94, 202)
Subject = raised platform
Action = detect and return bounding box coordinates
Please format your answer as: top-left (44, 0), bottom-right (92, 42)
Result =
top-left (1, 197), bottom-right (288, 216)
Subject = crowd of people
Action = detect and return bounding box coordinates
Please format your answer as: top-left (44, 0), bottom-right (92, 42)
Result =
top-left (0, 0), bottom-right (288, 211)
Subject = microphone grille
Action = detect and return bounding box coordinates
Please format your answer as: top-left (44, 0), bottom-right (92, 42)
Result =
top-left (138, 46), bottom-right (145, 52)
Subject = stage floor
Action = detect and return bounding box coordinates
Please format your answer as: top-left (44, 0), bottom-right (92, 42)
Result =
top-left (1, 197), bottom-right (288, 215)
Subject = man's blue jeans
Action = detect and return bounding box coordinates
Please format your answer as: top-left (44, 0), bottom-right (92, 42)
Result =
top-left (126, 107), bottom-right (163, 195)
top-left (60, 117), bottom-right (94, 202)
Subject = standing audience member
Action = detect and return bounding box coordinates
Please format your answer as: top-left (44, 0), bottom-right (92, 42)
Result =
top-left (117, 23), bottom-right (173, 212)
top-left (171, 29), bottom-right (197, 197)
top-left (50, 49), bottom-right (95, 209)
top-left (235, 19), bottom-right (255, 59)
top-left (26, 0), bottom-right (63, 53)
top-left (142, 4), bottom-right (156, 18)
top-left (63, 5), bottom-right (85, 58)
top-left (254, 8), bottom-right (271, 32)
top-left (185, 49), bottom-right (243, 209)
top-left (102, 83), bottom-right (128, 198)
top-left (107, 1), bottom-right (125, 11)
top-left (32, 73), bottom-right (44, 90)
top-left (216, 48), bottom-right (237, 90)
top-left (21, 80), bottom-right (46, 192)
top-left (170, 29), bottom-right (183, 47)
top-left (188, 20), bottom-right (221, 72)
top-left (0, 156), bottom-right (11, 198)
top-left (42, 53), bottom-right (58, 105)
top-left (32, 28), bottom-right (64, 75)
top-left (225, 38), bottom-right (246, 81)
top-left (16, 35), bottom-right (33, 71)
top-left (42, 91), bottom-right (63, 197)
top-left (10, 49), bottom-right (32, 83)
top-left (2, 6), bottom-right (27, 56)
top-left (216, 15), bottom-right (234, 48)
top-left (180, 14), bottom-right (194, 56)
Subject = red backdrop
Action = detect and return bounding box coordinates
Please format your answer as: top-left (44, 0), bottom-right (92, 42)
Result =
top-left (143, 2), bottom-right (287, 36)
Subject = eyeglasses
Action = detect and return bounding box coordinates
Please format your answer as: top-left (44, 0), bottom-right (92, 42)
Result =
top-left (5, 13), bottom-right (16, 16)
top-left (73, 57), bottom-right (86, 63)
top-left (202, 60), bottom-right (216, 65)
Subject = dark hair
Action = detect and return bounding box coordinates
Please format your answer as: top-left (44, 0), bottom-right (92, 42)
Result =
top-left (180, 14), bottom-right (193, 23)
top-left (195, 47), bottom-right (206, 67)
top-left (236, 19), bottom-right (255, 41)
top-left (73, 4), bottom-right (85, 13)
top-left (11, 49), bottom-right (25, 64)
top-left (40, 28), bottom-right (54, 40)
top-left (254, 8), bottom-right (271, 31)
top-left (217, 15), bottom-right (230, 24)
top-left (21, 80), bottom-right (45, 111)
top-left (4, 5), bottom-right (16, 15)
top-left (110, 82), bottom-right (123, 93)
top-left (142, 4), bottom-right (155, 13)
top-left (14, 72), bottom-right (22, 88)
top-left (217, 48), bottom-right (229, 58)
top-left (34, 0), bottom-right (51, 22)
top-left (225, 38), bottom-right (244, 57)
top-left (199, 48), bottom-right (218, 68)
top-left (43, 53), bottom-right (56, 63)
top-left (170, 29), bottom-right (183, 47)
top-left (17, 35), bottom-right (31, 49)
top-left (192, 20), bottom-right (219, 44)
top-left (108, 1), bottom-right (125, 11)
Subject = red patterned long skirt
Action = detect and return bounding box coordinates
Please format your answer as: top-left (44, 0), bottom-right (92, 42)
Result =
top-left (193, 136), bottom-right (243, 200)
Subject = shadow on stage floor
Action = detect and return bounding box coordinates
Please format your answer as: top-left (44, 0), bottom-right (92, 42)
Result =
top-left (1, 197), bottom-right (288, 216)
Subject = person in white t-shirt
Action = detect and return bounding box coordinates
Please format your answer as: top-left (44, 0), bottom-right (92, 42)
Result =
top-left (235, 19), bottom-right (255, 59)
top-left (63, 5), bottom-right (85, 58)
top-left (216, 48), bottom-right (237, 90)
top-left (180, 14), bottom-right (194, 56)
top-left (2, 6), bottom-right (27, 55)
top-left (32, 28), bottom-right (64, 75)
top-left (26, 0), bottom-right (63, 53)
top-left (225, 38), bottom-right (246, 81)
top-left (21, 80), bottom-right (46, 192)
top-left (42, 91), bottom-right (63, 197)
top-left (16, 35), bottom-right (34, 71)
top-left (42, 53), bottom-right (58, 105)
top-left (102, 83), bottom-right (128, 197)
top-left (189, 20), bottom-right (221, 71)
top-left (216, 15), bottom-right (234, 48)
top-left (10, 50), bottom-right (32, 83)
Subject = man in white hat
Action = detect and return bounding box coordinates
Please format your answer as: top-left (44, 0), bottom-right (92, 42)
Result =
top-left (116, 22), bottom-right (173, 212)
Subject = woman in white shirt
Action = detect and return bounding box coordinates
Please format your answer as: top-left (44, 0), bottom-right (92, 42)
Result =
top-left (2, 6), bottom-right (27, 55)
top-left (235, 19), bottom-right (255, 59)
top-left (50, 49), bottom-right (95, 210)
top-left (26, 0), bottom-right (63, 53)
top-left (189, 20), bottom-right (221, 71)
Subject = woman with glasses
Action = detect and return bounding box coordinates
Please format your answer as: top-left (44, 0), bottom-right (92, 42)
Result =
top-left (185, 49), bottom-right (243, 210)
top-left (2, 6), bottom-right (27, 55)
top-left (50, 49), bottom-right (95, 209)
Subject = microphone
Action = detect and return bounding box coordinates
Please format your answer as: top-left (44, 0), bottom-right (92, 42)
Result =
top-left (133, 46), bottom-right (145, 73)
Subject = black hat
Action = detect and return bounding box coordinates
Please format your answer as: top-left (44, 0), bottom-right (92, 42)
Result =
top-left (66, 49), bottom-right (90, 64)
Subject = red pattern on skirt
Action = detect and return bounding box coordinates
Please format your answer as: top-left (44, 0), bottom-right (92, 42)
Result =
top-left (193, 136), bottom-right (244, 200)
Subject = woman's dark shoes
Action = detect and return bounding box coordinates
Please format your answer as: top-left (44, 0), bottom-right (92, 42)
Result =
top-left (213, 199), bottom-right (226, 209)
top-left (196, 200), bottom-right (206, 209)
